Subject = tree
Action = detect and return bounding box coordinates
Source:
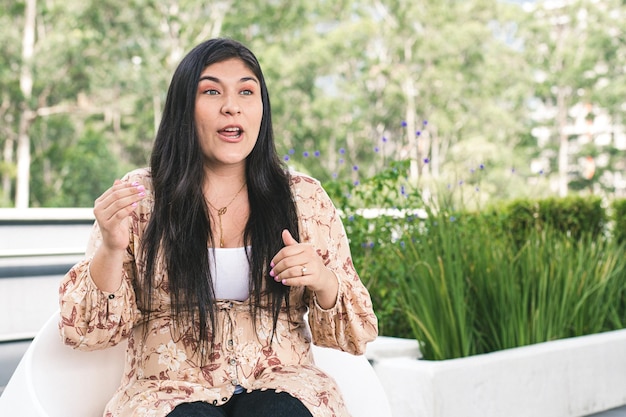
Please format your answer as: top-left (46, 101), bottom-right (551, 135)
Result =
top-left (345, 0), bottom-right (531, 203)
top-left (520, 0), bottom-right (626, 197)
top-left (1, 1), bottom-right (107, 207)
top-left (2, 0), bottom-right (623, 207)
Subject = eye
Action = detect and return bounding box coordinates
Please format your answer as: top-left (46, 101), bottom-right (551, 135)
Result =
top-left (203, 89), bottom-right (220, 95)
top-left (240, 89), bottom-right (254, 96)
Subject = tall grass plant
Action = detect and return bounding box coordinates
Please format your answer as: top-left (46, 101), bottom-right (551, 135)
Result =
top-left (325, 163), bottom-right (626, 361)
top-left (392, 203), bottom-right (626, 360)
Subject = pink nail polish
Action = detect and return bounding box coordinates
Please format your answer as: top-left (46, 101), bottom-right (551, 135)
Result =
top-left (136, 185), bottom-right (145, 192)
top-left (269, 270), bottom-right (275, 277)
top-left (281, 279), bottom-right (287, 285)
top-left (270, 261), bottom-right (275, 268)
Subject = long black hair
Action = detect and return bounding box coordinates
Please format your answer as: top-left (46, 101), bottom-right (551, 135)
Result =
top-left (140, 38), bottom-right (300, 358)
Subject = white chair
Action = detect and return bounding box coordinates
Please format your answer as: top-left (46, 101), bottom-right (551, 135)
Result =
top-left (0, 311), bottom-right (392, 417)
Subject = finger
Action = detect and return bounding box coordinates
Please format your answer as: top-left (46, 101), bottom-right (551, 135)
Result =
top-left (95, 182), bottom-right (146, 222)
top-left (278, 269), bottom-right (308, 286)
top-left (94, 180), bottom-right (124, 205)
top-left (271, 260), bottom-right (311, 286)
top-left (282, 229), bottom-right (299, 246)
top-left (270, 230), bottom-right (298, 267)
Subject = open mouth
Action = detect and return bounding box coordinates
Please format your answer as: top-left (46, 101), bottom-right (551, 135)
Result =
top-left (220, 127), bottom-right (243, 139)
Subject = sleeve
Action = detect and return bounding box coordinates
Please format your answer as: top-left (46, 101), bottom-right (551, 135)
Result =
top-left (59, 176), bottom-right (145, 351)
top-left (298, 176), bottom-right (379, 355)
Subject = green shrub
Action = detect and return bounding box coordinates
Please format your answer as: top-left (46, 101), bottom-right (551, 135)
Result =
top-left (325, 160), bottom-right (421, 338)
top-left (611, 198), bottom-right (626, 244)
top-left (395, 213), bottom-right (626, 360)
top-left (325, 163), bottom-right (626, 360)
top-left (496, 196), bottom-right (606, 246)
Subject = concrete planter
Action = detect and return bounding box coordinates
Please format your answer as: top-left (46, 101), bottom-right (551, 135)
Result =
top-left (367, 331), bottom-right (626, 417)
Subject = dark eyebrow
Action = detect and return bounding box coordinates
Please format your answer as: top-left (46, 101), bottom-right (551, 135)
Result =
top-left (198, 75), bottom-right (259, 84)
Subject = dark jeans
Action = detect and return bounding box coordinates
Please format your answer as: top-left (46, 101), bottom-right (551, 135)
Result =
top-left (165, 389), bottom-right (313, 417)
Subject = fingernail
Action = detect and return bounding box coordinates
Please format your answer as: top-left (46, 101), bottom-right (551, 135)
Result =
top-left (136, 185), bottom-right (145, 192)
top-left (131, 202), bottom-right (138, 207)
top-left (131, 181), bottom-right (139, 186)
top-left (138, 191), bottom-right (146, 197)
top-left (281, 279), bottom-right (287, 285)
top-left (270, 261), bottom-right (275, 268)
top-left (269, 270), bottom-right (275, 277)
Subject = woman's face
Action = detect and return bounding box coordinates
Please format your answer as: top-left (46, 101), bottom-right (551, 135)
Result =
top-left (194, 58), bottom-right (263, 171)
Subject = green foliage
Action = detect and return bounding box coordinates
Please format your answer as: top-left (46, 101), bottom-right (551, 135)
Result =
top-left (610, 198), bottom-right (626, 245)
top-left (332, 164), bottom-right (626, 360)
top-left (495, 195), bottom-right (606, 245)
top-left (3, 0), bottom-right (626, 207)
top-left (399, 216), bottom-right (626, 360)
top-left (31, 127), bottom-right (120, 207)
top-left (324, 160), bottom-right (423, 338)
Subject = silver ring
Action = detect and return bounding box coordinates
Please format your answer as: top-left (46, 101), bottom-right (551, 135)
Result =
top-left (301, 266), bottom-right (307, 276)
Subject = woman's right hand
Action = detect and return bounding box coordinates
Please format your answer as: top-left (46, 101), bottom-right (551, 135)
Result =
top-left (89, 180), bottom-right (146, 292)
top-left (94, 179), bottom-right (146, 253)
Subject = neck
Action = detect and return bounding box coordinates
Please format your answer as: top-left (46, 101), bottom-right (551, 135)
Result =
top-left (204, 174), bottom-right (248, 249)
top-left (204, 163), bottom-right (245, 183)
top-left (204, 166), bottom-right (246, 197)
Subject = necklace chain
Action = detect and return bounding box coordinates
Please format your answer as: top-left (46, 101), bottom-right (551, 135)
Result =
top-left (207, 182), bottom-right (246, 248)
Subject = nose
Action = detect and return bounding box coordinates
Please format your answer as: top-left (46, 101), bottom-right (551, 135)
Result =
top-left (221, 94), bottom-right (241, 115)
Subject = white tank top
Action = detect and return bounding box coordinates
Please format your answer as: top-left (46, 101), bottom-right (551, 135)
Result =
top-left (208, 247), bottom-right (250, 301)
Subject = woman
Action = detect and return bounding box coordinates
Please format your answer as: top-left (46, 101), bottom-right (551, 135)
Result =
top-left (59, 38), bottom-right (378, 417)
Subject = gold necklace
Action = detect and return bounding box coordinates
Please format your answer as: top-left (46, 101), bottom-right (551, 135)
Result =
top-left (207, 182), bottom-right (246, 248)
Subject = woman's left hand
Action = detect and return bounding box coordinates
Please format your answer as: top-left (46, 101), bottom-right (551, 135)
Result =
top-left (270, 229), bottom-right (338, 308)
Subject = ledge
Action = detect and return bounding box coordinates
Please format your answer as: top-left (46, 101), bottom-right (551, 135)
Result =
top-left (365, 335), bottom-right (422, 362)
top-left (370, 330), bottom-right (626, 417)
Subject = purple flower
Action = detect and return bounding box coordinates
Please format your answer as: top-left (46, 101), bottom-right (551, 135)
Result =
top-left (353, 165), bottom-right (359, 171)
top-left (332, 172), bottom-right (338, 179)
top-left (539, 169), bottom-right (544, 175)
top-left (479, 164), bottom-right (485, 170)
top-left (353, 180), bottom-right (360, 186)
top-left (416, 131), bottom-right (421, 136)
top-left (339, 148), bottom-right (346, 154)
top-left (288, 148), bottom-right (295, 155)
top-left (374, 146), bottom-right (380, 153)
top-left (382, 136), bottom-right (388, 143)
top-left (303, 151), bottom-right (309, 157)
top-left (401, 121), bottom-right (407, 127)
top-left (314, 150), bottom-right (320, 157)
top-left (283, 155), bottom-right (290, 161)
top-left (423, 120), bottom-right (428, 125)
top-left (401, 185), bottom-right (406, 195)
top-left (339, 158), bottom-right (344, 164)
top-left (424, 158), bottom-right (430, 164)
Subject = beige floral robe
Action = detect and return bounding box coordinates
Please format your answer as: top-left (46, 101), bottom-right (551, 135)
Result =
top-left (58, 169), bottom-right (378, 417)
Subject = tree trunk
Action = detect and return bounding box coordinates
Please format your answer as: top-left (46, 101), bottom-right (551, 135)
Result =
top-left (556, 85), bottom-right (569, 198)
top-left (2, 135), bottom-right (13, 206)
top-left (15, 0), bottom-right (36, 209)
